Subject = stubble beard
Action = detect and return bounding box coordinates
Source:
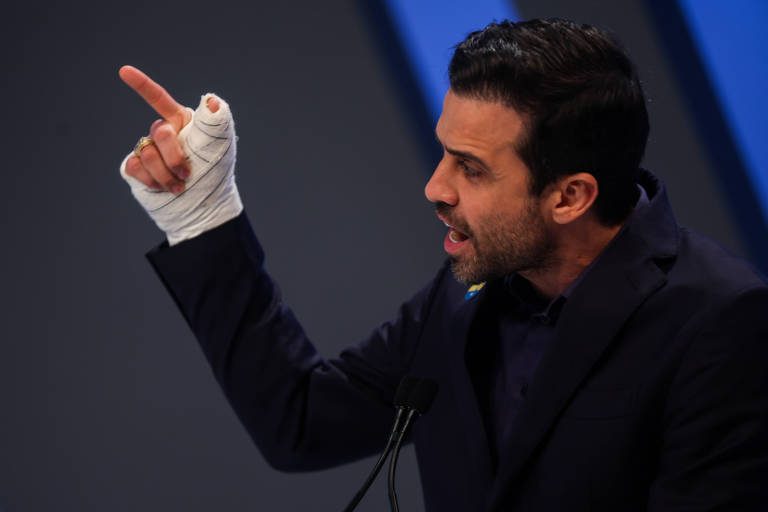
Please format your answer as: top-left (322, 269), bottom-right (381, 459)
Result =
top-left (448, 199), bottom-right (556, 285)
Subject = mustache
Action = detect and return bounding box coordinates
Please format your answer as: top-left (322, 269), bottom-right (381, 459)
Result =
top-left (435, 202), bottom-right (473, 236)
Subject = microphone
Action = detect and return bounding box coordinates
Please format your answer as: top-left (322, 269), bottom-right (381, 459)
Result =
top-left (342, 376), bottom-right (420, 512)
top-left (388, 379), bottom-right (439, 512)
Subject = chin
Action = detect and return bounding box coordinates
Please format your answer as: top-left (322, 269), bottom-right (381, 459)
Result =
top-left (449, 257), bottom-right (488, 286)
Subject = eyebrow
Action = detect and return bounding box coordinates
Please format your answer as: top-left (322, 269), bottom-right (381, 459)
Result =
top-left (446, 147), bottom-right (491, 171)
top-left (435, 132), bottom-right (492, 171)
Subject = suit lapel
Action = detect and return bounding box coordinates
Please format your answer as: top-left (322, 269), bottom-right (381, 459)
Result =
top-left (489, 255), bottom-right (667, 506)
top-left (444, 283), bottom-right (495, 492)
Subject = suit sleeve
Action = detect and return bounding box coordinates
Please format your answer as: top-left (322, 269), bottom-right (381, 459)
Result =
top-left (648, 287), bottom-right (768, 510)
top-left (146, 212), bottom-right (446, 471)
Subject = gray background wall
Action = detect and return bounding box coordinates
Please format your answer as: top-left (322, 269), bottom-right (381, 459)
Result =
top-left (0, 1), bottom-right (751, 510)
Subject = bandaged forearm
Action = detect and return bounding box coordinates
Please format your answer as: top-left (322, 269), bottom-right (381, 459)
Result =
top-left (120, 93), bottom-right (243, 245)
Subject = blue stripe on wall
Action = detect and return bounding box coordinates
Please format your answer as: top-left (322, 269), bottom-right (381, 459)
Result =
top-left (382, 0), bottom-right (519, 122)
top-left (677, 0), bottom-right (768, 225)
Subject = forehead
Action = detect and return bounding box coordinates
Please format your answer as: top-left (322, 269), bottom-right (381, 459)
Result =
top-left (436, 90), bottom-right (526, 150)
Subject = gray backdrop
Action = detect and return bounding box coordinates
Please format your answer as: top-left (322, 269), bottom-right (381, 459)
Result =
top-left (0, 1), bottom-right (750, 510)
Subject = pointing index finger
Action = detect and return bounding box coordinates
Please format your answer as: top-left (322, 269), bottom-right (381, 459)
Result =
top-left (119, 65), bottom-right (190, 131)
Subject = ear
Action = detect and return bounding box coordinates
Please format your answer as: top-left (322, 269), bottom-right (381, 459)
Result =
top-left (547, 172), bottom-right (599, 225)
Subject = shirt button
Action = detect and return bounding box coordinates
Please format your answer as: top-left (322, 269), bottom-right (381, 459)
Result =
top-left (520, 383), bottom-right (529, 397)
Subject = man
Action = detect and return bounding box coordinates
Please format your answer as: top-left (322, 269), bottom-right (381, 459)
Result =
top-left (120, 19), bottom-right (768, 511)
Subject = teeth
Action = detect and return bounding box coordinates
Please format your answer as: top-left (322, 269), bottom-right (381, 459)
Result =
top-left (449, 230), bottom-right (460, 243)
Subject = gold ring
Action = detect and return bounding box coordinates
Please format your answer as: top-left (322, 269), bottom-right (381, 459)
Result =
top-left (133, 136), bottom-right (155, 158)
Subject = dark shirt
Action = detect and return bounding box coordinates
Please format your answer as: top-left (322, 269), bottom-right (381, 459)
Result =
top-left (471, 187), bottom-right (650, 472)
top-left (490, 276), bottom-right (564, 463)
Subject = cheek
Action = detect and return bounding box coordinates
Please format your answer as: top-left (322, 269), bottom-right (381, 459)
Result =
top-left (476, 202), bottom-right (530, 237)
top-left (462, 189), bottom-right (528, 235)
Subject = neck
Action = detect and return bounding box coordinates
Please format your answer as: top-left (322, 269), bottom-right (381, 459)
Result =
top-left (521, 220), bottom-right (623, 300)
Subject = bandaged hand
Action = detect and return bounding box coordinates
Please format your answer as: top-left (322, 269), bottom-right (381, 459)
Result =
top-left (118, 66), bottom-right (242, 245)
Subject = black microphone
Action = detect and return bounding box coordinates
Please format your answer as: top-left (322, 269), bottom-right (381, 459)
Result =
top-left (342, 376), bottom-right (420, 512)
top-left (388, 379), bottom-right (439, 512)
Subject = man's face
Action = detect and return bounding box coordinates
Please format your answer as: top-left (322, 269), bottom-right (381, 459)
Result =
top-left (426, 90), bottom-right (555, 285)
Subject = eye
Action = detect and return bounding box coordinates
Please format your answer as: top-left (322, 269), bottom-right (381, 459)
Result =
top-left (458, 160), bottom-right (482, 179)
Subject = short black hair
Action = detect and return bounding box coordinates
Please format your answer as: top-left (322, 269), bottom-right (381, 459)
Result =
top-left (449, 19), bottom-right (648, 225)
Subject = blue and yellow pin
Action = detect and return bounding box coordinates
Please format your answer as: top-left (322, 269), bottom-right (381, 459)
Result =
top-left (464, 282), bottom-right (486, 300)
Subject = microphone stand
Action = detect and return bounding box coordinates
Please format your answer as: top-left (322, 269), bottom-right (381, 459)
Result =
top-left (387, 379), bottom-right (438, 512)
top-left (342, 376), bottom-right (418, 512)
top-left (342, 408), bottom-right (407, 512)
top-left (387, 408), bottom-right (418, 512)
top-left (340, 377), bottom-right (437, 512)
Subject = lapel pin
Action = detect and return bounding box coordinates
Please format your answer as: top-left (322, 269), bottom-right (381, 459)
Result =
top-left (464, 282), bottom-right (486, 301)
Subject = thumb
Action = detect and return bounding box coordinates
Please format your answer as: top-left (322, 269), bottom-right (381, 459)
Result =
top-left (206, 96), bottom-right (220, 113)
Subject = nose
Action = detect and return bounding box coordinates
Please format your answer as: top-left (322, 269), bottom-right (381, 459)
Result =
top-left (424, 159), bottom-right (458, 206)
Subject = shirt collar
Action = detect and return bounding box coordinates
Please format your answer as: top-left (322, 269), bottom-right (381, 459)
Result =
top-left (502, 274), bottom-right (564, 324)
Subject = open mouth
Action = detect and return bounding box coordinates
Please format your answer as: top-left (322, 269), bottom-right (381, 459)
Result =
top-left (448, 228), bottom-right (469, 243)
top-left (441, 218), bottom-right (471, 253)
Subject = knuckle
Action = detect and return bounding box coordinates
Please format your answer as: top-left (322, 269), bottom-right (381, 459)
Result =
top-left (140, 145), bottom-right (159, 163)
top-left (138, 174), bottom-right (156, 188)
top-left (125, 157), bottom-right (141, 177)
top-left (149, 119), bottom-right (164, 135)
top-left (159, 175), bottom-right (177, 188)
top-left (154, 123), bottom-right (175, 142)
top-left (167, 155), bottom-right (184, 169)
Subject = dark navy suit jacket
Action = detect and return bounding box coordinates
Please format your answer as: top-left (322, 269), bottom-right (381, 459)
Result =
top-left (148, 170), bottom-right (768, 511)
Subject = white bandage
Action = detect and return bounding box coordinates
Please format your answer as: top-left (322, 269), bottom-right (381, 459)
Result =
top-left (120, 93), bottom-right (243, 245)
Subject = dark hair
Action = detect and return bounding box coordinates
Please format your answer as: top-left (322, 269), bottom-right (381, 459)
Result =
top-left (449, 19), bottom-right (648, 225)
